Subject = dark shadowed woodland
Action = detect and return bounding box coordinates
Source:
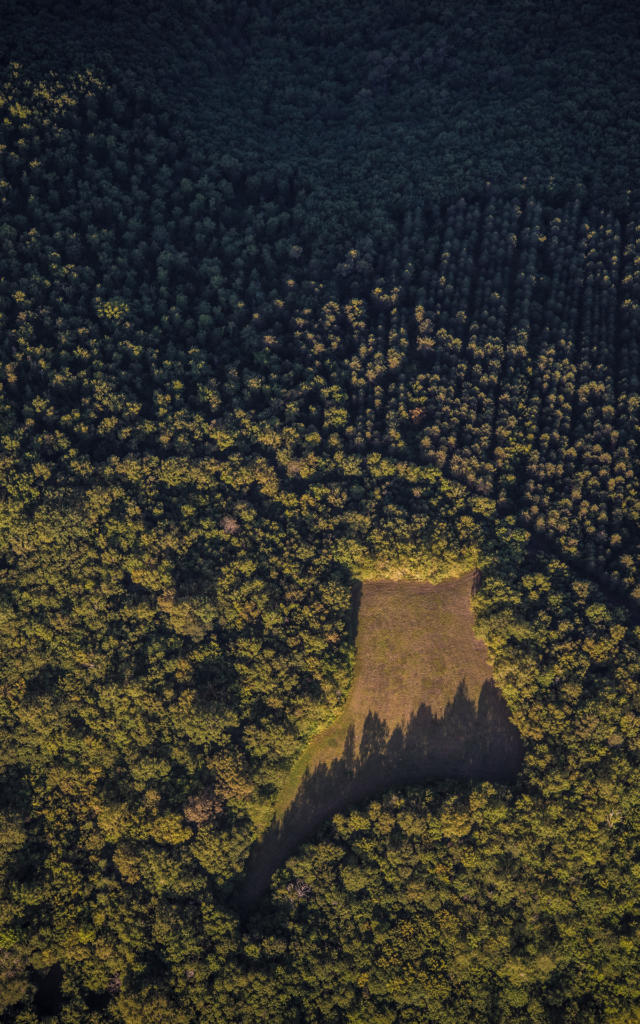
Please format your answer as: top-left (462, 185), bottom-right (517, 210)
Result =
top-left (1, 1), bottom-right (640, 1022)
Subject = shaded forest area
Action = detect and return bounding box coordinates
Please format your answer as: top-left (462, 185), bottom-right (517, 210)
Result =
top-left (1, 1), bottom-right (640, 1022)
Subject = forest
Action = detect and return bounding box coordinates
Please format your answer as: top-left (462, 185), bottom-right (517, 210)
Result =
top-left (1, 0), bottom-right (640, 1022)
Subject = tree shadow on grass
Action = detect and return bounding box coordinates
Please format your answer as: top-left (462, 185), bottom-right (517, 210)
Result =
top-left (349, 578), bottom-right (363, 645)
top-left (234, 677), bottom-right (522, 914)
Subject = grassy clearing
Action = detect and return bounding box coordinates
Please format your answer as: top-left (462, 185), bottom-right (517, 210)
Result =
top-left (275, 570), bottom-right (493, 818)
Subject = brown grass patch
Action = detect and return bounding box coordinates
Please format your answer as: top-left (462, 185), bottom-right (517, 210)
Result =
top-left (236, 571), bottom-right (522, 911)
top-left (275, 570), bottom-right (493, 817)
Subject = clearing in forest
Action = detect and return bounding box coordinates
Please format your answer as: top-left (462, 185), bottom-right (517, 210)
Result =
top-left (275, 570), bottom-right (504, 819)
top-left (237, 570), bottom-right (522, 911)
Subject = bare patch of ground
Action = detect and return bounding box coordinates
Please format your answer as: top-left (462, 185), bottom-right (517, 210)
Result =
top-left (234, 571), bottom-right (522, 913)
top-left (275, 571), bottom-right (494, 817)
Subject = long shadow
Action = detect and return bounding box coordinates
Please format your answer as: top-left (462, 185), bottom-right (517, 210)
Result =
top-left (349, 578), bottom-right (363, 645)
top-left (234, 677), bottom-right (522, 914)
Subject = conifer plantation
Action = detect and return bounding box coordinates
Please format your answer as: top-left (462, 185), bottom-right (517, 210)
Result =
top-left (1, 1), bottom-right (640, 1022)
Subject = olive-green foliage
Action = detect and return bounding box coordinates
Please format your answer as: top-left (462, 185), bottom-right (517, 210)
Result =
top-left (1, 2), bottom-right (640, 1022)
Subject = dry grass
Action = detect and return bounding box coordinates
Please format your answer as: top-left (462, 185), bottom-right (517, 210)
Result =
top-left (275, 570), bottom-right (493, 818)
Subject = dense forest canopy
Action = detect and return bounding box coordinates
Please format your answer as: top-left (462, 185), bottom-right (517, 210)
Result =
top-left (1, 1), bottom-right (640, 1022)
